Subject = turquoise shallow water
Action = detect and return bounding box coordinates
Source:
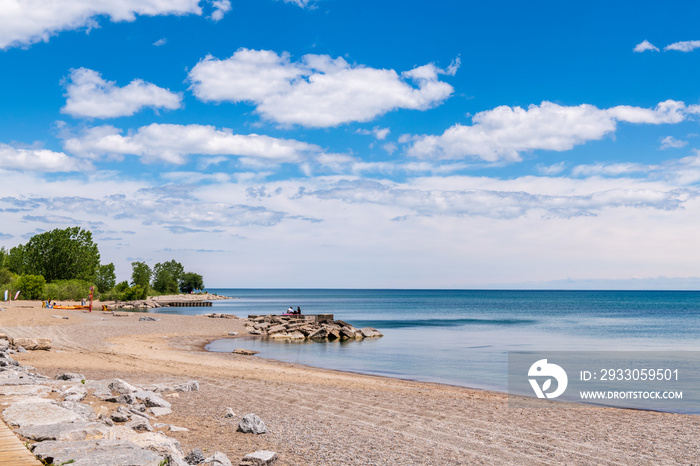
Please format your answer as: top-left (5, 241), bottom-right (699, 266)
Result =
top-left (152, 289), bottom-right (700, 413)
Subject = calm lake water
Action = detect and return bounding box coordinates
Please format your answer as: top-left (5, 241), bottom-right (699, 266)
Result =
top-left (152, 289), bottom-right (700, 413)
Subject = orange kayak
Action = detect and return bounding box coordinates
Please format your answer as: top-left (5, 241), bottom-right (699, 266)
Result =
top-left (52, 305), bottom-right (91, 310)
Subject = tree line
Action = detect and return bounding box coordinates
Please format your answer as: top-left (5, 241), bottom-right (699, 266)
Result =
top-left (0, 227), bottom-right (205, 301)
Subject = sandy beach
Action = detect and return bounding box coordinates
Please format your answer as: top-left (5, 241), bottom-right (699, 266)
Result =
top-left (1, 298), bottom-right (699, 465)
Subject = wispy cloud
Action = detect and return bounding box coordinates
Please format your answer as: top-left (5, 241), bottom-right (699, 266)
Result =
top-left (62, 68), bottom-right (182, 119)
top-left (633, 40), bottom-right (659, 53)
top-left (660, 136), bottom-right (688, 150)
top-left (153, 38), bottom-right (167, 46)
top-left (300, 178), bottom-right (693, 219)
top-left (64, 123), bottom-right (323, 164)
top-left (188, 48), bottom-right (456, 127)
top-left (209, 0), bottom-right (231, 21)
top-left (664, 40), bottom-right (700, 52)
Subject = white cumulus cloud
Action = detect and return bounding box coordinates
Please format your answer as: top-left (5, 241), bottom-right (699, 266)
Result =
top-left (0, 0), bottom-right (226, 50)
top-left (187, 48), bottom-right (455, 127)
top-left (633, 40), bottom-right (659, 53)
top-left (0, 144), bottom-right (85, 172)
top-left (664, 40), bottom-right (700, 52)
top-left (63, 123), bottom-right (323, 164)
top-left (408, 100), bottom-right (691, 162)
top-left (209, 0), bottom-right (230, 20)
top-left (62, 68), bottom-right (182, 119)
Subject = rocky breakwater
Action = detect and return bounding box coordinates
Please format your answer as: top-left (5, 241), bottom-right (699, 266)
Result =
top-left (245, 315), bottom-right (383, 341)
top-left (109, 292), bottom-right (233, 311)
top-left (0, 333), bottom-right (278, 466)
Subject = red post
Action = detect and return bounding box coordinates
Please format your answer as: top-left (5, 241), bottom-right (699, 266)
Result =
top-left (89, 286), bottom-right (94, 312)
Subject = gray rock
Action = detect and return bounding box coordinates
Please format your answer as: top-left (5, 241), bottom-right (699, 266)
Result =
top-left (267, 324), bottom-right (287, 334)
top-left (175, 380), bottom-right (199, 392)
top-left (63, 385), bottom-right (87, 402)
top-left (17, 421), bottom-right (110, 441)
top-left (201, 451), bottom-right (233, 466)
top-left (139, 316), bottom-right (160, 321)
top-left (185, 448), bottom-right (206, 464)
top-left (111, 411), bottom-right (130, 423)
top-left (31, 439), bottom-right (163, 466)
top-left (0, 339), bottom-right (9, 351)
top-left (224, 407), bottom-right (236, 418)
top-left (55, 372), bottom-right (85, 380)
top-left (117, 393), bottom-right (138, 405)
top-left (228, 331), bottom-right (239, 336)
top-left (87, 380), bottom-right (113, 398)
top-left (240, 450), bottom-right (279, 466)
top-left (109, 378), bottom-right (140, 394)
top-left (232, 348), bottom-right (259, 355)
top-left (360, 327), bottom-right (383, 338)
top-left (3, 399), bottom-right (86, 427)
top-left (130, 407), bottom-right (155, 419)
top-left (16, 346), bottom-right (28, 353)
top-left (133, 390), bottom-right (172, 408)
top-left (308, 328), bottom-right (328, 340)
top-left (168, 425), bottom-right (189, 432)
top-left (105, 427), bottom-right (184, 460)
top-left (60, 401), bottom-right (98, 421)
top-left (150, 407), bottom-right (172, 417)
top-left (165, 454), bottom-right (191, 466)
top-left (237, 414), bottom-right (267, 434)
top-left (127, 418), bottom-right (153, 432)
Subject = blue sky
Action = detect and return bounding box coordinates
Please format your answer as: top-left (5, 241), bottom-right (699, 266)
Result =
top-left (3, 0), bottom-right (700, 288)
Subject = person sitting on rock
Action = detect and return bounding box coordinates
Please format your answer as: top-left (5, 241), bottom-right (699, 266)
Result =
top-left (287, 306), bottom-right (294, 314)
top-left (296, 306), bottom-right (302, 315)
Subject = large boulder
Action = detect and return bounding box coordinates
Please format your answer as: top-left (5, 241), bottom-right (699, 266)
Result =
top-left (241, 450), bottom-right (279, 466)
top-left (31, 439), bottom-right (163, 466)
top-left (308, 328), bottom-right (328, 340)
top-left (267, 324), bottom-right (287, 334)
top-left (360, 327), bottom-right (383, 338)
top-left (184, 448), bottom-right (206, 464)
top-left (17, 421), bottom-right (110, 441)
top-left (237, 414), bottom-right (267, 434)
top-left (132, 390), bottom-right (172, 408)
top-left (3, 399), bottom-right (86, 427)
top-left (109, 378), bottom-right (140, 395)
top-left (201, 451), bottom-right (233, 465)
top-left (12, 337), bottom-right (51, 350)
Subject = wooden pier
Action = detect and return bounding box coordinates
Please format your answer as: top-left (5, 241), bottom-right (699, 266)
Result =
top-left (161, 301), bottom-right (212, 307)
top-left (0, 419), bottom-right (41, 465)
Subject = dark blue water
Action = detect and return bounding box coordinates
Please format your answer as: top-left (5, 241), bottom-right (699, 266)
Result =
top-left (155, 289), bottom-right (700, 403)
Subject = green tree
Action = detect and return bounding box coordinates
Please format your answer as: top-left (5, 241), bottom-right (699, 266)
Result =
top-left (95, 263), bottom-right (116, 293)
top-left (0, 247), bottom-right (6, 268)
top-left (0, 268), bottom-right (13, 285)
top-left (152, 260), bottom-right (184, 294)
top-left (121, 285), bottom-right (144, 301)
top-left (131, 261), bottom-right (152, 290)
top-left (114, 280), bottom-right (129, 293)
top-left (6, 244), bottom-right (26, 275)
top-left (179, 272), bottom-right (204, 293)
top-left (15, 274), bottom-right (46, 300)
top-left (21, 227), bottom-right (100, 282)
